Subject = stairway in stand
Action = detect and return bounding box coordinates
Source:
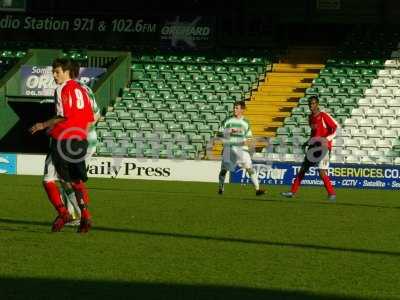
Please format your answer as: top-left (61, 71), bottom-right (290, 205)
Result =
top-left (246, 62), bottom-right (323, 138)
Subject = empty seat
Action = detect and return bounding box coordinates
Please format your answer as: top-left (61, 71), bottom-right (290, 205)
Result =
top-left (365, 88), bottom-right (378, 97)
top-left (376, 157), bottom-right (393, 165)
top-left (387, 98), bottom-right (400, 107)
top-left (360, 139), bottom-right (375, 149)
top-left (376, 139), bottom-right (392, 149)
top-left (374, 119), bottom-right (388, 128)
top-left (384, 59), bottom-right (399, 68)
top-left (371, 98), bottom-right (387, 108)
top-left (364, 108), bottom-right (381, 118)
top-left (360, 156), bottom-right (376, 164)
top-left (365, 128), bottom-right (381, 138)
top-left (358, 119), bottom-right (373, 128)
top-left (384, 78), bottom-right (400, 87)
top-left (345, 155), bottom-right (360, 163)
top-left (377, 69), bottom-right (390, 77)
top-left (390, 69), bottom-right (400, 77)
top-left (344, 139), bottom-right (360, 149)
top-left (389, 119), bottom-right (400, 128)
top-left (350, 128), bottom-right (366, 137)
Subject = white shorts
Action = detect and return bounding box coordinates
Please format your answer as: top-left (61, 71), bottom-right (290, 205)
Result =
top-left (43, 147), bottom-right (95, 182)
top-left (318, 151), bottom-right (330, 170)
top-left (221, 146), bottom-right (253, 172)
top-left (43, 153), bottom-right (58, 182)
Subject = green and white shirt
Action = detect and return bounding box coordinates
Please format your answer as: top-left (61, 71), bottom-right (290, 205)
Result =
top-left (219, 116), bottom-right (252, 149)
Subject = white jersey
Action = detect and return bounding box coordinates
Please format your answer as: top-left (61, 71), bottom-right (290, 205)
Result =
top-left (219, 116), bottom-right (253, 171)
top-left (219, 116), bottom-right (252, 150)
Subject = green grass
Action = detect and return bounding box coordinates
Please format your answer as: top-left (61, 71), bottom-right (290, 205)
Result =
top-left (0, 174), bottom-right (399, 300)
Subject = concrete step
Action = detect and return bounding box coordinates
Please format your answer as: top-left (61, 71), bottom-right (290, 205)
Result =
top-left (252, 91), bottom-right (305, 97)
top-left (259, 86), bottom-right (307, 93)
top-left (274, 63), bottom-right (325, 68)
top-left (272, 66), bottom-right (322, 73)
top-left (250, 95), bottom-right (300, 101)
top-left (267, 72), bottom-right (319, 78)
top-left (249, 101), bottom-right (298, 107)
top-left (265, 77), bottom-right (313, 85)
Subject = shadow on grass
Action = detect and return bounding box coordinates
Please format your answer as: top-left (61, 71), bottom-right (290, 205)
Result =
top-left (242, 197), bottom-right (400, 210)
top-left (1, 218), bottom-right (399, 258)
top-left (0, 277), bottom-right (372, 300)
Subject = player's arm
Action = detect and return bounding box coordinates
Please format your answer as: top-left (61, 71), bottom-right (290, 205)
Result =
top-left (29, 116), bottom-right (65, 134)
top-left (84, 84), bottom-right (100, 124)
top-left (216, 119), bottom-right (228, 138)
top-left (243, 123), bottom-right (253, 147)
top-left (323, 112), bottom-right (339, 141)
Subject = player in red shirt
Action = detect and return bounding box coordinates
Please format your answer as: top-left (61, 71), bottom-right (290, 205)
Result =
top-left (281, 96), bottom-right (338, 201)
top-left (30, 58), bottom-right (94, 233)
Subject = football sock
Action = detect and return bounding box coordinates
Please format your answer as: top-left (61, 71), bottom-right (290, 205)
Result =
top-left (218, 170), bottom-right (227, 190)
top-left (43, 181), bottom-right (67, 215)
top-left (71, 181), bottom-right (90, 205)
top-left (248, 169), bottom-right (260, 191)
top-left (322, 175), bottom-right (335, 195)
top-left (61, 187), bottom-right (81, 220)
top-left (291, 172), bottom-right (305, 194)
top-left (79, 206), bottom-right (91, 220)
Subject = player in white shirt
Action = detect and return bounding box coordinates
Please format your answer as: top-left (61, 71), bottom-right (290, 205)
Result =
top-left (217, 100), bottom-right (266, 196)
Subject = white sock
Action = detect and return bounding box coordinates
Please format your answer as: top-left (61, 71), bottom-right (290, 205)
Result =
top-left (249, 171), bottom-right (260, 191)
top-left (61, 187), bottom-right (81, 220)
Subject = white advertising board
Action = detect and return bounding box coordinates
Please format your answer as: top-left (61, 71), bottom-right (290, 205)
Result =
top-left (17, 154), bottom-right (222, 183)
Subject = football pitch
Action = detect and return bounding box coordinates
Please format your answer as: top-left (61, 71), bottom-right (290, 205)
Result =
top-left (0, 175), bottom-right (399, 300)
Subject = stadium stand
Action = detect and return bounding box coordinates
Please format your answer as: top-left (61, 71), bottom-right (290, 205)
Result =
top-left (261, 30), bottom-right (400, 165)
top-left (0, 50), bottom-right (26, 78)
top-left (95, 54), bottom-right (272, 159)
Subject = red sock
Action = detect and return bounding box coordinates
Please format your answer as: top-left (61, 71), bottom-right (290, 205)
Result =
top-left (81, 208), bottom-right (91, 220)
top-left (291, 172), bottom-right (305, 194)
top-left (322, 175), bottom-right (335, 195)
top-left (71, 181), bottom-right (90, 205)
top-left (43, 181), bottom-right (67, 215)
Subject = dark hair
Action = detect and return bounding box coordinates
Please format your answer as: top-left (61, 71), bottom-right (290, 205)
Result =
top-left (308, 96), bottom-right (319, 104)
top-left (52, 58), bottom-right (80, 79)
top-left (234, 100), bottom-right (246, 109)
top-left (70, 60), bottom-right (81, 79)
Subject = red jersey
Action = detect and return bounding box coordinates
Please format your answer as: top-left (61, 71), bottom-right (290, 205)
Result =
top-left (308, 111), bottom-right (338, 150)
top-left (50, 80), bottom-right (94, 140)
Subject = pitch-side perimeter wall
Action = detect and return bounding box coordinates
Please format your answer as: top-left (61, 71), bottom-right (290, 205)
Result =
top-left (1, 153), bottom-right (400, 189)
top-left (230, 161), bottom-right (400, 190)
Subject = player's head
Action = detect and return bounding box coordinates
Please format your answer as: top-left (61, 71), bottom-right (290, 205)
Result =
top-left (52, 58), bottom-right (77, 84)
top-left (308, 96), bottom-right (319, 114)
top-left (233, 100), bottom-right (246, 117)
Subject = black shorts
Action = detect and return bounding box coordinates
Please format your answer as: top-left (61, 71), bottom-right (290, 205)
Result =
top-left (50, 138), bottom-right (88, 182)
top-left (302, 141), bottom-right (330, 171)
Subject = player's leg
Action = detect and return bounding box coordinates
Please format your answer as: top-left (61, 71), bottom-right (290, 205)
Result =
top-left (43, 152), bottom-right (70, 232)
top-left (61, 145), bottom-right (96, 225)
top-left (218, 146), bottom-right (236, 194)
top-left (43, 153), bottom-right (70, 231)
top-left (60, 181), bottom-right (81, 226)
top-left (68, 139), bottom-right (92, 233)
top-left (218, 168), bottom-right (228, 194)
top-left (318, 151), bottom-right (336, 200)
top-left (281, 159), bottom-right (310, 198)
top-left (237, 149), bottom-right (265, 195)
top-left (245, 167), bottom-right (265, 195)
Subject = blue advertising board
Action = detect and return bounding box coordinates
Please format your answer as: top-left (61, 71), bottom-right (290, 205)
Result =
top-left (230, 161), bottom-right (400, 190)
top-left (20, 65), bottom-right (106, 96)
top-left (0, 153), bottom-right (17, 175)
